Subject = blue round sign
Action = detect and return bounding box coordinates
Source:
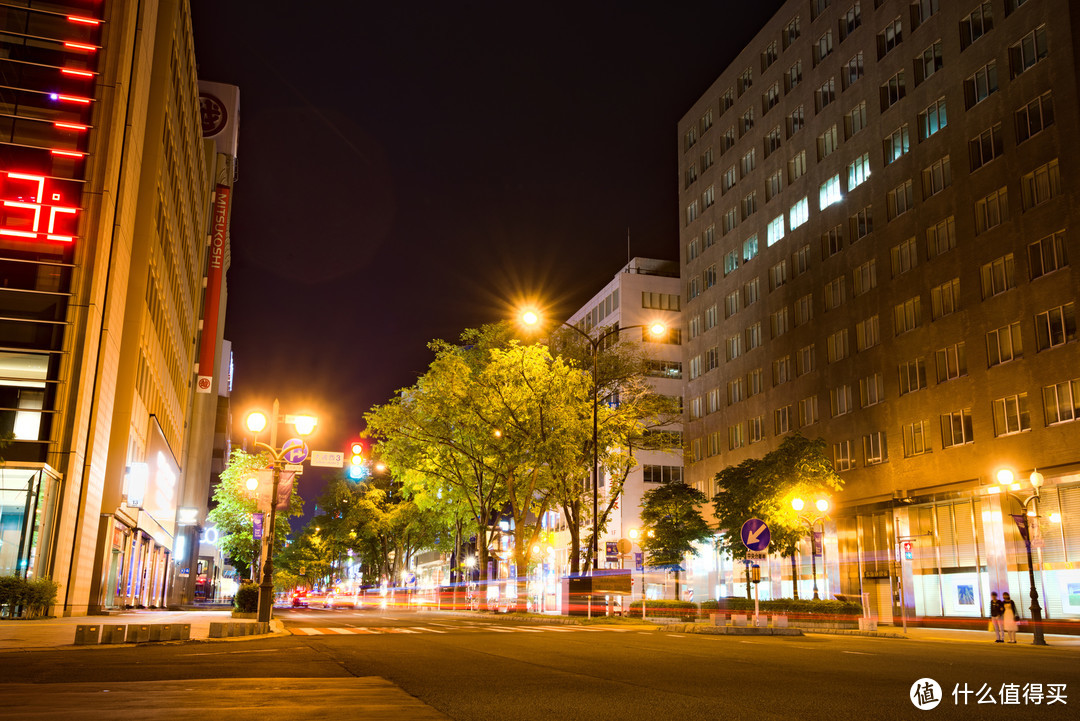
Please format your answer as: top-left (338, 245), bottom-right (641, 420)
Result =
top-left (282, 438), bottom-right (309, 464)
top-left (740, 518), bottom-right (771, 551)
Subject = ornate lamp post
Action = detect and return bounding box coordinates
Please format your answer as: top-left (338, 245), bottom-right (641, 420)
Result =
top-left (246, 399), bottom-right (318, 624)
top-left (993, 469), bottom-right (1059, 646)
top-left (791, 497), bottom-right (830, 601)
top-left (520, 310), bottom-right (666, 572)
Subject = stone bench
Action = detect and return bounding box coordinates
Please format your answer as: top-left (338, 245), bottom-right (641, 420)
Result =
top-left (208, 621), bottom-right (268, 638)
top-left (73, 622), bottom-right (191, 645)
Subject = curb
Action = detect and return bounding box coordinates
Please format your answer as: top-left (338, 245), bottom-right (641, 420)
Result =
top-left (664, 623), bottom-right (803, 636)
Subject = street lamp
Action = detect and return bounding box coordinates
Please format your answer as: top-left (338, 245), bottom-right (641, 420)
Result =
top-left (246, 398), bottom-right (318, 624)
top-left (991, 468), bottom-right (1058, 646)
top-left (792, 497), bottom-right (830, 601)
top-left (628, 528), bottom-right (654, 619)
top-left (520, 309), bottom-right (667, 572)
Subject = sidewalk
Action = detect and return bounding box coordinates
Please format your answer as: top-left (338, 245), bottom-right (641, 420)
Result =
top-left (881, 625), bottom-right (1080, 648)
top-left (0, 608), bottom-right (281, 652)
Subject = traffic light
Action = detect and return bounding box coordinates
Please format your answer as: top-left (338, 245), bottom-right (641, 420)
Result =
top-left (902, 541), bottom-right (913, 561)
top-left (348, 441), bottom-right (366, 480)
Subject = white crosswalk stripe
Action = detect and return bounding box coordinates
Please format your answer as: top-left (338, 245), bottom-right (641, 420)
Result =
top-left (290, 624), bottom-right (641, 636)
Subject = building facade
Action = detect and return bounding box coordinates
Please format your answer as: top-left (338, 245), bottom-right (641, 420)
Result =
top-left (679, 0), bottom-right (1080, 622)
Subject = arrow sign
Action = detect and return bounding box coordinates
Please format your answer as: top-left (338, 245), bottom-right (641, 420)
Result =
top-left (281, 438), bottom-right (309, 464)
top-left (740, 518), bottom-right (771, 552)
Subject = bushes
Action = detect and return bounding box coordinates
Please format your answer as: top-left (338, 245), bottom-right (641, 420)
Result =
top-left (627, 599), bottom-right (698, 621)
top-left (234, 583), bottom-right (260, 613)
top-left (0, 575), bottom-right (59, 619)
top-left (704, 597), bottom-right (862, 617)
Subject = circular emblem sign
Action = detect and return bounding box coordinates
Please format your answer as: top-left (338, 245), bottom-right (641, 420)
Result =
top-left (200, 93), bottom-right (228, 137)
top-left (197, 377), bottom-right (212, 391)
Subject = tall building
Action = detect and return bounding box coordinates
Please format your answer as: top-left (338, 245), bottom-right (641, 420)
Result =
top-left (679, 0), bottom-right (1080, 622)
top-left (0, 0), bottom-right (232, 615)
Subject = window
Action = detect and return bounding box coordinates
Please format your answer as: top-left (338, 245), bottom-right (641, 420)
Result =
top-left (831, 385), bottom-right (853, 417)
top-left (1021, 159), bottom-right (1061, 211)
top-left (860, 372), bottom-right (883, 407)
top-left (642, 292), bottom-right (680, 310)
top-left (848, 153), bottom-right (871, 190)
top-left (643, 465), bottom-right (683, 484)
top-left (705, 346), bottom-right (720, 373)
top-left (898, 357), bottom-right (927, 395)
top-left (915, 40), bottom-right (943, 84)
top-left (850, 206), bottom-right (872, 241)
top-left (921, 156), bottom-right (951, 199)
top-left (891, 237), bottom-right (918, 277)
top-left (880, 71), bottom-right (906, 111)
top-left (740, 107), bottom-right (755, 137)
top-left (689, 315), bottom-right (703, 341)
top-left (700, 147), bottom-right (714, 172)
top-left (722, 165), bottom-right (737, 193)
top-left (1043, 379), bottom-right (1080, 425)
top-left (742, 191), bottom-right (758, 219)
top-left (686, 237), bottom-right (701, 262)
top-left (842, 52), bottom-right (864, 90)
top-left (798, 396), bottom-right (819, 427)
top-left (646, 360), bottom-right (683, 379)
top-left (764, 84), bottom-right (781, 115)
top-left (883, 125), bottom-right (910, 165)
top-left (773, 356), bottom-right (791, 386)
top-left (685, 164), bottom-right (699, 189)
top-left (743, 234), bottom-right (759, 262)
top-left (726, 334), bottom-right (742, 361)
top-left (935, 342), bottom-right (967, 382)
top-left (887, 180), bottom-right (914, 220)
top-left (720, 89), bottom-right (735, 114)
top-left (706, 430), bottom-right (721, 456)
top-left (724, 249), bottom-right (740, 275)
top-left (788, 150), bottom-right (807, 183)
top-left (686, 200), bottom-right (699, 225)
top-left (766, 170), bottom-right (783, 202)
top-left (974, 187), bottom-right (1008, 235)
top-left (877, 17), bottom-right (902, 59)
top-left (894, 296), bottom-right (921, 335)
top-left (748, 368), bottom-right (764, 396)
top-left (1009, 26), bottom-right (1047, 78)
top-left (918, 97), bottom-right (947, 140)
top-left (823, 225), bottom-right (843, 258)
top-left (771, 306), bottom-right (791, 337)
top-left (770, 259), bottom-right (789, 290)
top-left (749, 416), bottom-right (765, 444)
top-left (834, 440), bottom-right (854, 471)
top-left (787, 106), bottom-right (806, 138)
top-left (911, 0), bottom-right (940, 28)
top-left (786, 61), bottom-right (803, 92)
top-left (827, 328), bottom-right (849, 362)
top-left (927, 216), bottom-right (956, 257)
top-left (856, 315), bottom-right (880, 351)
top-left (684, 126), bottom-right (698, 151)
top-left (741, 148), bottom-right (757, 177)
top-left (728, 423), bottom-right (746, 450)
top-left (987, 322), bottom-right (1022, 367)
top-left (930, 278), bottom-right (959, 319)
top-left (689, 397), bottom-right (703, 420)
top-left (964, 61), bottom-right (998, 109)
top-left (864, 432), bottom-right (887, 465)
top-left (702, 186), bottom-right (716, 210)
top-left (941, 409), bottom-right (974, 448)
top-left (845, 100), bottom-right (868, 138)
top-left (721, 126), bottom-right (736, 153)
top-left (903, 420), bottom-right (931, 457)
top-left (700, 108), bottom-right (714, 134)
top-left (1016, 92), bottom-right (1054, 144)
top-left (812, 0), bottom-right (831, 20)
top-left (841, 3), bottom-right (862, 40)
top-left (825, 276), bottom-right (846, 310)
top-left (980, 254), bottom-right (1015, 298)
top-left (704, 263), bottom-right (718, 289)
top-left (689, 355), bottom-right (702, 380)
top-left (815, 30), bottom-right (834, 66)
top-left (969, 124), bottom-right (1003, 172)
top-left (795, 294), bottom-right (813, 327)
top-left (793, 243), bottom-right (811, 277)
top-left (784, 16), bottom-right (802, 48)
top-left (723, 208), bottom-right (738, 235)
top-left (816, 77), bottom-right (837, 111)
top-left (796, 344), bottom-right (815, 376)
top-left (746, 322), bottom-right (763, 350)
top-left (738, 67), bottom-right (753, 95)
top-left (767, 215), bottom-right (785, 247)
top-left (762, 41), bottom-right (779, 71)
top-left (704, 225), bottom-right (716, 248)
top-left (765, 126), bottom-right (783, 157)
top-left (774, 406), bottom-right (792, 435)
top-left (1035, 303), bottom-right (1076, 351)
top-left (704, 304), bottom-right (718, 331)
top-left (992, 394), bottom-right (1030, 436)
top-left (724, 292), bottom-right (740, 320)
top-left (960, 2), bottom-right (993, 50)
top-left (789, 197), bottom-right (809, 230)
top-left (744, 277), bottom-right (761, 306)
top-left (817, 125), bottom-right (840, 160)
top-left (1005, 0), bottom-right (1029, 14)
top-left (1029, 231), bottom-right (1067, 280)
top-left (853, 259), bottom-right (877, 295)
top-left (727, 378), bottom-right (745, 405)
top-left (687, 276), bottom-right (701, 300)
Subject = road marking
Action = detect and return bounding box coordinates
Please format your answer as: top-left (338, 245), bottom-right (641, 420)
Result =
top-left (666, 634), bottom-right (685, 638)
top-left (532, 626), bottom-right (574, 632)
top-left (410, 627), bottom-right (447, 633)
top-left (328, 627), bottom-right (354, 634)
top-left (842, 650), bottom-right (875, 655)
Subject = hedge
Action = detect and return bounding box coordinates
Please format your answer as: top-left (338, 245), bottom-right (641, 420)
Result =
top-left (0, 575), bottom-right (59, 619)
top-left (234, 583), bottom-right (260, 613)
top-left (701, 597), bottom-right (863, 617)
top-left (627, 599), bottom-right (698, 621)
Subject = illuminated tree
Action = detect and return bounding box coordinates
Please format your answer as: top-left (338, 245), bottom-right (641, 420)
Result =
top-left (639, 480), bottom-right (712, 600)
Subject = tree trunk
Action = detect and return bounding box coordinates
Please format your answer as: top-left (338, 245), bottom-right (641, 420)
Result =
top-left (791, 554), bottom-right (799, 600)
top-left (674, 568), bottom-right (681, 602)
top-left (745, 562), bottom-right (751, 600)
top-left (513, 547), bottom-right (529, 614)
top-left (566, 504), bottom-right (581, 575)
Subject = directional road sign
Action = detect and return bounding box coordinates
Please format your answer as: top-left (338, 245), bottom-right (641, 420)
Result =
top-left (740, 518), bottom-right (771, 551)
top-left (281, 438), bottom-right (309, 464)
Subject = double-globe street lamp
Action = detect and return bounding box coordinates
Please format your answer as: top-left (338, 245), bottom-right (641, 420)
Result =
top-left (520, 309), bottom-right (666, 572)
top-left (791, 497), bottom-right (830, 601)
top-left (992, 469), bottom-right (1062, 646)
top-left (246, 399), bottom-right (318, 624)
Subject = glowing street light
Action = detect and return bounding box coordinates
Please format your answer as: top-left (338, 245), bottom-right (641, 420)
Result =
top-left (791, 496), bottom-right (830, 600)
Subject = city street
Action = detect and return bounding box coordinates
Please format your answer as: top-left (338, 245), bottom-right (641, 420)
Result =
top-left (1, 608), bottom-right (1077, 720)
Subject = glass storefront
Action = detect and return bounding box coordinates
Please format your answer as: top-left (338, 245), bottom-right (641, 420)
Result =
top-left (0, 466), bottom-right (59, 579)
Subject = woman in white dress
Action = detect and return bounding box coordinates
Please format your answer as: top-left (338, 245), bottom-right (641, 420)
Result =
top-left (1002, 592), bottom-right (1019, 643)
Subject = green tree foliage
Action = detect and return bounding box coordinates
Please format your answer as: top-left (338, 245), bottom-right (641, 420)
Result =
top-left (639, 480), bottom-right (712, 600)
top-left (206, 449), bottom-right (303, 576)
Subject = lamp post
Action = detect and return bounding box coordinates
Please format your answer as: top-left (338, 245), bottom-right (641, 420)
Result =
top-left (628, 527), bottom-right (653, 619)
top-left (791, 497), bottom-right (830, 601)
top-left (993, 469), bottom-right (1058, 646)
top-left (521, 310), bottom-right (666, 573)
top-left (246, 399), bottom-right (318, 624)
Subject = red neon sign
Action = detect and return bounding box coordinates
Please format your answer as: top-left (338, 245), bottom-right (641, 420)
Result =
top-left (0, 172), bottom-right (79, 243)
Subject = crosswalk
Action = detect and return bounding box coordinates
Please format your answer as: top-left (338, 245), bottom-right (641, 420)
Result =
top-left (290, 623), bottom-right (639, 636)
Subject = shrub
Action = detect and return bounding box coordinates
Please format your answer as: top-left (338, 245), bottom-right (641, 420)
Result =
top-left (234, 583), bottom-right (260, 613)
top-left (0, 575), bottom-right (58, 618)
top-left (627, 599), bottom-right (698, 621)
top-left (707, 597), bottom-right (862, 617)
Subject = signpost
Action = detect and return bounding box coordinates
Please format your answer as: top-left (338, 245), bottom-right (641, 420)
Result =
top-left (740, 518), bottom-right (770, 626)
top-left (310, 451), bottom-right (345, 468)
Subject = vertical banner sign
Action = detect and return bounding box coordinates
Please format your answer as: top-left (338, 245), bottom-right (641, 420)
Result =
top-left (812, 530), bottom-right (823, 556)
top-left (252, 513), bottom-right (264, 540)
top-left (196, 185), bottom-right (230, 393)
top-left (634, 552), bottom-right (644, 571)
top-left (606, 541), bottom-right (618, 562)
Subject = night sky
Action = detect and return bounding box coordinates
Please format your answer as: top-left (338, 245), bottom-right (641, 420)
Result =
top-left (190, 1), bottom-right (785, 520)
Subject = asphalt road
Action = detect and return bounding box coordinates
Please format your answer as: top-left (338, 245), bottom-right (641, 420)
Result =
top-left (1, 607), bottom-right (1076, 721)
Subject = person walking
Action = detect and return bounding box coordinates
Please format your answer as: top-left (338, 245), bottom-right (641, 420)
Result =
top-left (989, 591), bottom-right (1005, 643)
top-left (1002, 592), bottom-right (1019, 643)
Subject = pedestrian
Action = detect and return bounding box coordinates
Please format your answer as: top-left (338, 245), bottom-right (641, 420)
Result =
top-left (988, 591), bottom-right (1004, 643)
top-left (1002, 592), bottom-right (1019, 643)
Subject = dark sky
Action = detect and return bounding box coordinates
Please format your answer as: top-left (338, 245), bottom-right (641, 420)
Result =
top-left (190, 1), bottom-right (785, 519)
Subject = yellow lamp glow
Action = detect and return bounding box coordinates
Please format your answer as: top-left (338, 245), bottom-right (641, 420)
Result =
top-left (246, 412), bottom-right (267, 433)
top-left (628, 528), bottom-right (639, 540)
top-left (816, 498), bottom-right (830, 513)
top-left (292, 415), bottom-right (317, 435)
top-left (1050, 512), bottom-right (1061, 523)
top-left (245, 477), bottom-right (259, 491)
top-left (649, 322), bottom-right (667, 336)
top-left (791, 498), bottom-right (805, 512)
top-left (521, 310), bottom-right (540, 326)
top-left (997, 469), bottom-right (1015, 485)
